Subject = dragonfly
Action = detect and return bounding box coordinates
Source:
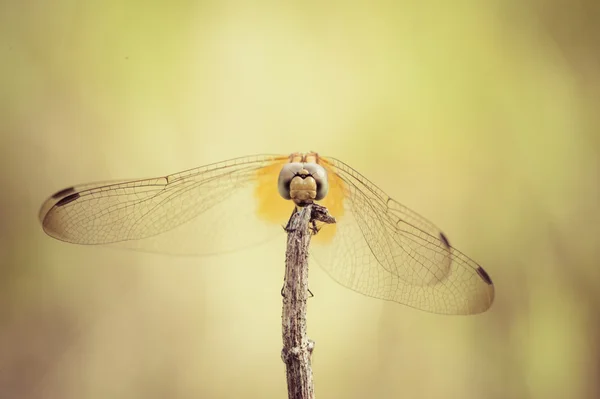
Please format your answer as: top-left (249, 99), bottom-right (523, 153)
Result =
top-left (39, 152), bottom-right (494, 315)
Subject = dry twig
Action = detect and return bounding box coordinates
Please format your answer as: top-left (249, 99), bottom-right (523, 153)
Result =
top-left (281, 204), bottom-right (335, 399)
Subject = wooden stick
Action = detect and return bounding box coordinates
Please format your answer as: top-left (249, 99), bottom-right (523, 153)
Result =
top-left (281, 204), bottom-right (336, 399)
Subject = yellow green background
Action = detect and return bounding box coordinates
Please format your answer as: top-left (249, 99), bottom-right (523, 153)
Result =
top-left (1, 1), bottom-right (598, 398)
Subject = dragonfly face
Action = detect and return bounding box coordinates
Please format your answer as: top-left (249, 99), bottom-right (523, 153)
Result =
top-left (277, 153), bottom-right (329, 206)
top-left (39, 152), bottom-right (495, 315)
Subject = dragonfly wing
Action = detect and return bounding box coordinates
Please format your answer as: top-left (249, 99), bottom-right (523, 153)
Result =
top-left (40, 155), bottom-right (291, 256)
top-left (311, 156), bottom-right (494, 315)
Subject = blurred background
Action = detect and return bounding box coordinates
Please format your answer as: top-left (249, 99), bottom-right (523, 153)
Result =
top-left (1, 1), bottom-right (598, 398)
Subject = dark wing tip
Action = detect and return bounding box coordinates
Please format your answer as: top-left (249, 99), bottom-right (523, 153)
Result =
top-left (476, 266), bottom-right (493, 285)
top-left (52, 186), bottom-right (76, 199)
top-left (55, 192), bottom-right (81, 207)
top-left (39, 190), bottom-right (81, 231)
top-left (439, 232), bottom-right (451, 248)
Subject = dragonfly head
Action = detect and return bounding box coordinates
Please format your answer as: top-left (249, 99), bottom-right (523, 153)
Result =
top-left (278, 162), bottom-right (329, 206)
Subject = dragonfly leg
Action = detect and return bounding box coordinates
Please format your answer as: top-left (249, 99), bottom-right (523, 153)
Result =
top-left (283, 207), bottom-right (298, 232)
top-left (309, 220), bottom-right (320, 235)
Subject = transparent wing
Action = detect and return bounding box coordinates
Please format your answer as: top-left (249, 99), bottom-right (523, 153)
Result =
top-left (311, 156), bottom-right (494, 315)
top-left (39, 154), bottom-right (291, 256)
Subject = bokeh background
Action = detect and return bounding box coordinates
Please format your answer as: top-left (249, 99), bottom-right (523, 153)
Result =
top-left (1, 1), bottom-right (599, 398)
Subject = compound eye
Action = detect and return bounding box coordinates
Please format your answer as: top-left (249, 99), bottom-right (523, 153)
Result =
top-left (277, 163), bottom-right (303, 200)
top-left (303, 163), bottom-right (329, 200)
